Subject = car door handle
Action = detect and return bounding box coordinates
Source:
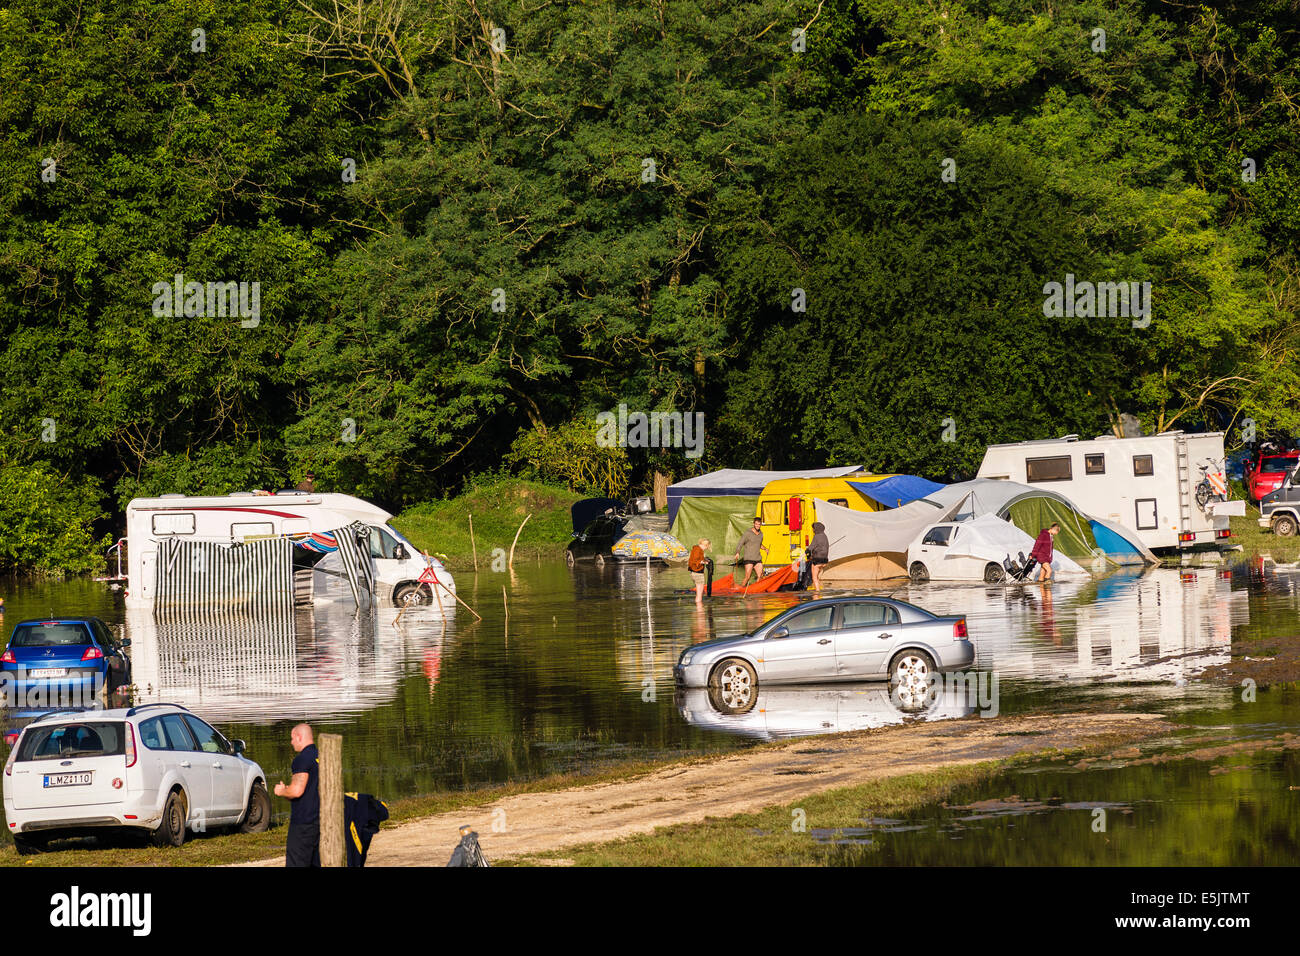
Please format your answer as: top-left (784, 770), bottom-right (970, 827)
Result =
top-left (817, 639), bottom-right (831, 645)
top-left (180, 761), bottom-right (191, 768)
top-left (878, 633), bottom-right (893, 640)
top-left (212, 762), bottom-right (222, 769)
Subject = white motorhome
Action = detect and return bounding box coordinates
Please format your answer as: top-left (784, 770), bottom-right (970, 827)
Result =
top-left (123, 492), bottom-right (453, 609)
top-left (976, 432), bottom-right (1244, 551)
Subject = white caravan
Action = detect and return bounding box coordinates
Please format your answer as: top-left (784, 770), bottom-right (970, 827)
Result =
top-left (123, 492), bottom-right (453, 609)
top-left (977, 432), bottom-right (1244, 551)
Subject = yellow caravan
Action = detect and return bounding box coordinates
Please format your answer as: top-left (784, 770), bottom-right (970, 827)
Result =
top-left (754, 474), bottom-right (897, 565)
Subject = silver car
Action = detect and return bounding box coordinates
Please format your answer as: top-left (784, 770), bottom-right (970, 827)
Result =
top-left (673, 597), bottom-right (974, 709)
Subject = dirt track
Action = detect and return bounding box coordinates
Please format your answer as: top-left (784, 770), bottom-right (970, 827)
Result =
top-left (235, 711), bottom-right (1174, 866)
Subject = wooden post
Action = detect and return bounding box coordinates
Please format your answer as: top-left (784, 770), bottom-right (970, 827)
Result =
top-left (319, 733), bottom-right (344, 868)
top-left (508, 513), bottom-right (531, 569)
top-left (502, 585), bottom-right (509, 643)
top-left (653, 471), bottom-right (670, 511)
top-left (469, 514), bottom-right (478, 573)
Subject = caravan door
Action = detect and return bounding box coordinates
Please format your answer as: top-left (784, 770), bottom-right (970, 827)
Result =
top-left (140, 551), bottom-right (157, 601)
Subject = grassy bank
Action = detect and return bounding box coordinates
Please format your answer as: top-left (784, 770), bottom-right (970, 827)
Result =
top-left (391, 478), bottom-right (583, 570)
top-left (1228, 510), bottom-right (1300, 563)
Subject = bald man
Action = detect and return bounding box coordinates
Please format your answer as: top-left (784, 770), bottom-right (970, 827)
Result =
top-left (275, 723), bottom-right (320, 867)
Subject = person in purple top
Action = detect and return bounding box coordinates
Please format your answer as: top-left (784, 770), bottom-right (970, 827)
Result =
top-left (1031, 523), bottom-right (1060, 582)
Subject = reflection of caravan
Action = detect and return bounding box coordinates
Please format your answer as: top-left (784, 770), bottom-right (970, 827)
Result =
top-left (124, 493), bottom-right (453, 609)
top-left (977, 432), bottom-right (1243, 551)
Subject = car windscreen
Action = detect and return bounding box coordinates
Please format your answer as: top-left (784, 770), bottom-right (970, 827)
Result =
top-left (1262, 457), bottom-right (1297, 472)
top-left (9, 623), bottom-right (92, 647)
top-left (16, 722), bottom-right (126, 761)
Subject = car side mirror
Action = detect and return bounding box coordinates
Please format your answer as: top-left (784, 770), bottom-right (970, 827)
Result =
top-left (769, 626), bottom-right (790, 640)
top-left (231, 739), bottom-right (246, 755)
top-left (121, 639), bottom-right (131, 648)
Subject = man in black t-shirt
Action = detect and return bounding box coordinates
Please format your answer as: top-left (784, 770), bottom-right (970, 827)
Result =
top-left (274, 723), bottom-right (320, 867)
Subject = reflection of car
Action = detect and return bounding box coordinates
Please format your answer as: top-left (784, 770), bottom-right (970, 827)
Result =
top-left (566, 514), bottom-right (636, 568)
top-left (3, 703), bottom-right (270, 854)
top-left (673, 597), bottom-right (973, 707)
top-left (1246, 450), bottom-right (1299, 504)
top-left (676, 683), bottom-right (975, 740)
top-left (1, 618), bottom-right (132, 706)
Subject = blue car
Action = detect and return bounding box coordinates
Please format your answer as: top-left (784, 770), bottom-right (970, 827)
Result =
top-left (0, 619), bottom-right (131, 710)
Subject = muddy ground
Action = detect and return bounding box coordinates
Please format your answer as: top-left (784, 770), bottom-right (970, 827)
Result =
top-left (236, 711), bottom-right (1174, 867)
top-left (1197, 630), bottom-right (1300, 687)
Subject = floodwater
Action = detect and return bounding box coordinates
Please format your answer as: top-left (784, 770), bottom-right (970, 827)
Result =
top-left (2, 558), bottom-right (1299, 841)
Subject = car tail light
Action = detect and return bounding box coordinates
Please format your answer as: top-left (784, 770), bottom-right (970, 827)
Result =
top-left (125, 722), bottom-right (137, 768)
top-left (81, 646), bottom-right (104, 661)
top-left (953, 619), bottom-right (968, 639)
top-left (4, 741), bottom-right (17, 776)
top-left (0, 649), bottom-right (13, 664)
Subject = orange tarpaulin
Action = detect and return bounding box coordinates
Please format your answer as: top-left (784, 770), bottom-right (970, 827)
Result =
top-left (709, 564), bottom-right (798, 594)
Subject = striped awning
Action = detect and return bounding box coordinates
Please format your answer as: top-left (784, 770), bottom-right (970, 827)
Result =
top-left (154, 537), bottom-right (295, 621)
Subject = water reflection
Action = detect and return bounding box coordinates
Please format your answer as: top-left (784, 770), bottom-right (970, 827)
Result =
top-left (676, 683), bottom-right (976, 740)
top-left (0, 561), bottom-right (1298, 800)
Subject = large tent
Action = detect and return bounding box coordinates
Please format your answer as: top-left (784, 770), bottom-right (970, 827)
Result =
top-left (669, 495), bottom-right (757, 559)
top-left (918, 479), bottom-right (1098, 561)
top-left (813, 496), bottom-right (966, 582)
top-left (666, 466), bottom-right (861, 524)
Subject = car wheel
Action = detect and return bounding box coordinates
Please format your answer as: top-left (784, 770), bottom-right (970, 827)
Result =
top-left (13, 834), bottom-right (47, 856)
top-left (889, 650), bottom-right (937, 702)
top-left (983, 562), bottom-right (1005, 584)
top-left (909, 561), bottom-right (930, 583)
top-left (238, 781), bottom-right (272, 834)
top-left (709, 658), bottom-right (757, 711)
top-left (593, 552), bottom-right (606, 568)
top-left (152, 789), bottom-right (187, 848)
top-left (394, 583), bottom-right (432, 606)
top-left (564, 549), bottom-right (576, 569)
top-left (1273, 515), bottom-right (1298, 537)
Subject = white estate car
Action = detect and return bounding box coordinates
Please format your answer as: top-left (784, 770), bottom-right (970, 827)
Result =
top-left (4, 703), bottom-right (270, 854)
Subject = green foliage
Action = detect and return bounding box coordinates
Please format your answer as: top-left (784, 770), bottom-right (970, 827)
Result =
top-left (0, 460), bottom-right (110, 576)
top-left (2, 0), bottom-right (1299, 572)
top-left (507, 421), bottom-right (629, 497)
top-left (113, 444), bottom-right (288, 509)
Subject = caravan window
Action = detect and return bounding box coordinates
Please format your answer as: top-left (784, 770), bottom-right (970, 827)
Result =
top-left (1133, 455), bottom-right (1154, 477)
top-left (1085, 454), bottom-right (1105, 475)
top-left (760, 500), bottom-right (784, 525)
top-left (151, 513), bottom-right (195, 535)
top-left (827, 498), bottom-right (849, 509)
top-left (231, 521), bottom-right (274, 541)
top-left (1025, 456), bottom-right (1072, 482)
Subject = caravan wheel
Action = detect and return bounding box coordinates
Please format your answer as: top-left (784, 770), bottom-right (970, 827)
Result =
top-left (983, 563), bottom-right (1005, 584)
top-left (908, 562), bottom-right (930, 583)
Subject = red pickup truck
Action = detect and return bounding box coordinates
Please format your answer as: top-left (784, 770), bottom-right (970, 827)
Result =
top-left (1246, 449), bottom-right (1300, 503)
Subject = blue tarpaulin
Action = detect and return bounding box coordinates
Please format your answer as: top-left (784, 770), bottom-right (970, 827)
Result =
top-left (849, 476), bottom-right (946, 508)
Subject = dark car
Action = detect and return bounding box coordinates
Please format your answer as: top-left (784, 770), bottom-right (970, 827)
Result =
top-left (1, 618), bottom-right (131, 709)
top-left (1246, 450), bottom-right (1300, 503)
top-left (565, 514), bottom-right (631, 568)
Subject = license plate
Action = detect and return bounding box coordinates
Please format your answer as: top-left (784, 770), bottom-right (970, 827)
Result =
top-left (29, 669), bottom-right (67, 678)
top-left (43, 773), bottom-right (93, 788)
